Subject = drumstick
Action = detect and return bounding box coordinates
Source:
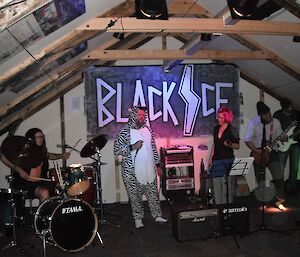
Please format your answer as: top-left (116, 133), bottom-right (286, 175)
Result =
top-left (68, 139), bottom-right (81, 154)
top-left (53, 161), bottom-right (64, 189)
top-left (28, 176), bottom-right (53, 182)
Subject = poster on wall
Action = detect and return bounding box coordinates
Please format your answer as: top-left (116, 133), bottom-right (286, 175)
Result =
top-left (8, 14), bottom-right (44, 48)
top-left (84, 64), bottom-right (240, 140)
top-left (0, 0), bottom-right (86, 64)
top-left (34, 2), bottom-right (61, 36)
top-left (33, 0), bottom-right (85, 36)
top-left (0, 14), bottom-right (44, 65)
top-left (0, 29), bottom-right (23, 64)
top-left (54, 0), bottom-right (86, 25)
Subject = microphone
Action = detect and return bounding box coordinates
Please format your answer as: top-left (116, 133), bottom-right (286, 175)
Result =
top-left (134, 140), bottom-right (143, 160)
top-left (56, 144), bottom-right (70, 149)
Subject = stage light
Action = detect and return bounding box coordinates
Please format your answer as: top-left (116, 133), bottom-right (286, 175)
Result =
top-left (293, 35), bottom-right (300, 42)
top-left (135, 0), bottom-right (168, 20)
top-left (201, 33), bottom-right (212, 41)
top-left (227, 0), bottom-right (259, 19)
top-left (113, 32), bottom-right (125, 40)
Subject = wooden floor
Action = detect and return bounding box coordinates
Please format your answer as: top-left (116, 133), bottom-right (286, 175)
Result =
top-left (1, 193), bottom-right (300, 257)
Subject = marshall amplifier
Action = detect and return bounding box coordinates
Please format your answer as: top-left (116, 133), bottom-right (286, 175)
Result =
top-left (172, 207), bottom-right (219, 241)
top-left (219, 204), bottom-right (249, 235)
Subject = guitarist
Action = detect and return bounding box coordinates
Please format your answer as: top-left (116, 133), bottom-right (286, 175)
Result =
top-left (245, 101), bottom-right (285, 209)
top-left (273, 98), bottom-right (300, 196)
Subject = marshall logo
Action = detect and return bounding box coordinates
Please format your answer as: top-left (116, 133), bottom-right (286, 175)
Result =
top-left (62, 206), bottom-right (83, 214)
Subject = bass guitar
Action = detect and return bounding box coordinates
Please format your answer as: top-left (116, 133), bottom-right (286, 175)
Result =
top-left (251, 148), bottom-right (272, 166)
top-left (251, 121), bottom-right (299, 165)
top-left (271, 121), bottom-right (299, 152)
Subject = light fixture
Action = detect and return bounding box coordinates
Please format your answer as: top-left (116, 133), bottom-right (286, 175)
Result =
top-left (227, 0), bottom-right (259, 19)
top-left (113, 32), bottom-right (125, 40)
top-left (293, 35), bottom-right (300, 43)
top-left (201, 33), bottom-right (212, 41)
top-left (135, 0), bottom-right (168, 20)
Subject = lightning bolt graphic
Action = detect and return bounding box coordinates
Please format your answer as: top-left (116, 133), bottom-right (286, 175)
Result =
top-left (178, 65), bottom-right (201, 136)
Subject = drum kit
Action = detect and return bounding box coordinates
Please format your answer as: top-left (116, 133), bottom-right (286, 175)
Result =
top-left (0, 134), bottom-right (114, 255)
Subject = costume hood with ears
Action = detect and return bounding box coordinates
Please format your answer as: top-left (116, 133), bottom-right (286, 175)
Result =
top-left (127, 106), bottom-right (148, 129)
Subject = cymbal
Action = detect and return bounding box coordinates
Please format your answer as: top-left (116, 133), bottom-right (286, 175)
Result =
top-left (80, 135), bottom-right (107, 158)
top-left (1, 136), bottom-right (42, 167)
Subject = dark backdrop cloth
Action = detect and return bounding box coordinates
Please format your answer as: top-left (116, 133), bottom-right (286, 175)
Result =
top-left (84, 64), bottom-right (240, 140)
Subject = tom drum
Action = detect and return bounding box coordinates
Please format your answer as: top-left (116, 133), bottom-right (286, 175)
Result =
top-left (65, 164), bottom-right (90, 196)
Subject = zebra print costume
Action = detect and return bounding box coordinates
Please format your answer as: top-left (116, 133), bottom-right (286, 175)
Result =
top-left (114, 106), bottom-right (162, 220)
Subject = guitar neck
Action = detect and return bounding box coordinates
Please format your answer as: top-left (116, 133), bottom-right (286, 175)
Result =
top-left (271, 121), bottom-right (299, 152)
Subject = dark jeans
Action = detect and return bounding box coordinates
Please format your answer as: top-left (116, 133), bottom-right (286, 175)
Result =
top-left (254, 151), bottom-right (284, 199)
top-left (278, 143), bottom-right (300, 193)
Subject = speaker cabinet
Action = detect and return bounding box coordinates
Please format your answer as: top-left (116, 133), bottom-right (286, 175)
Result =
top-left (218, 204), bottom-right (249, 235)
top-left (172, 207), bottom-right (219, 241)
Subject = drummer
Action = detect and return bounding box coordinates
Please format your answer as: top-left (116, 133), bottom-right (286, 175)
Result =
top-left (25, 128), bottom-right (71, 177)
top-left (0, 128), bottom-right (70, 202)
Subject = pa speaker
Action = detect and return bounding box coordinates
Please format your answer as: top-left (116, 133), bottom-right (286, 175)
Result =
top-left (219, 204), bottom-right (249, 235)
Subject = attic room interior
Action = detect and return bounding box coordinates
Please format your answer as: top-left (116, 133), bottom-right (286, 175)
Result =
top-left (0, 1), bottom-right (299, 257)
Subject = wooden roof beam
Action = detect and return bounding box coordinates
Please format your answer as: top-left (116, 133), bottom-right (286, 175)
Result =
top-left (230, 34), bottom-right (300, 80)
top-left (77, 17), bottom-right (300, 36)
top-left (83, 49), bottom-right (273, 60)
top-left (168, 3), bottom-right (300, 81)
top-left (272, 0), bottom-right (300, 18)
top-left (0, 73), bottom-right (84, 135)
top-left (0, 0), bottom-right (204, 84)
top-left (0, 0), bottom-right (136, 84)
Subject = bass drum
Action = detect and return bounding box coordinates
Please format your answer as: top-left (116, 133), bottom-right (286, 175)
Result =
top-left (34, 197), bottom-right (98, 252)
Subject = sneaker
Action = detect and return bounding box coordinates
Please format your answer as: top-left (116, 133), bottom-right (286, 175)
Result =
top-left (155, 216), bottom-right (168, 223)
top-left (275, 200), bottom-right (286, 211)
top-left (134, 219), bottom-right (144, 229)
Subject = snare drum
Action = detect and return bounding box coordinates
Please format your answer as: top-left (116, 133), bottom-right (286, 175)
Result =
top-left (34, 197), bottom-right (98, 252)
top-left (65, 164), bottom-right (90, 196)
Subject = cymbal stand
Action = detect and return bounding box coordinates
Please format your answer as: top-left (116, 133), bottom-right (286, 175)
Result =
top-left (94, 147), bottom-right (120, 228)
top-left (42, 230), bottom-right (47, 257)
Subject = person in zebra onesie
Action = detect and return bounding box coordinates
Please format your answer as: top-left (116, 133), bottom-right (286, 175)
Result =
top-left (114, 106), bottom-right (167, 229)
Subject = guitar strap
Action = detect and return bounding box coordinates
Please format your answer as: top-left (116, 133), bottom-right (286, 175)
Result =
top-left (269, 122), bottom-right (273, 142)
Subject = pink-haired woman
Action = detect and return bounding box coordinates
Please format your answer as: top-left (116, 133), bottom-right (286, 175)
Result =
top-left (208, 106), bottom-right (240, 205)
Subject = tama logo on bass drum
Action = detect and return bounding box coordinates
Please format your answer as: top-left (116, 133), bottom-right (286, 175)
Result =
top-left (62, 206), bottom-right (84, 214)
